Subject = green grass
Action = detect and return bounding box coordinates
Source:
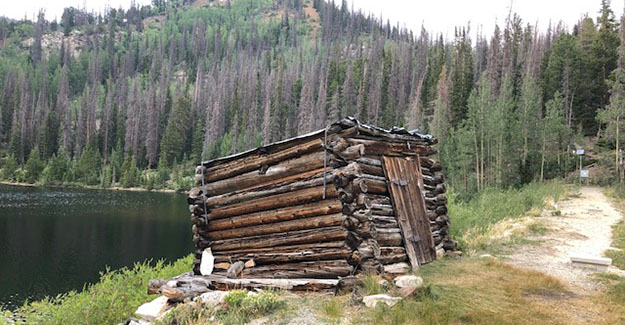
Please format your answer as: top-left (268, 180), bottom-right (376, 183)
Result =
top-left (320, 298), bottom-right (344, 321)
top-left (603, 186), bottom-right (625, 269)
top-left (605, 219), bottom-right (625, 269)
top-left (349, 257), bottom-right (585, 324)
top-left (449, 181), bottom-right (566, 250)
top-left (361, 273), bottom-right (385, 296)
top-left (4, 255), bottom-right (193, 325)
top-left (155, 290), bottom-right (286, 325)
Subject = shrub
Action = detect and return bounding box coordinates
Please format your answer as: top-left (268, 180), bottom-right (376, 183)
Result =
top-left (11, 255), bottom-right (193, 325)
top-left (449, 180), bottom-right (566, 250)
top-left (223, 290), bottom-right (247, 308)
top-left (219, 291), bottom-right (285, 324)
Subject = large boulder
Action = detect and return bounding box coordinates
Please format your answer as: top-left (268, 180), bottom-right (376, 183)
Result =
top-left (362, 294), bottom-right (401, 308)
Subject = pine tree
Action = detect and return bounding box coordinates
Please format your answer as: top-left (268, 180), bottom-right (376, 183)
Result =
top-left (1, 153), bottom-right (18, 180)
top-left (76, 144), bottom-right (102, 185)
top-left (160, 95), bottom-right (191, 165)
top-left (120, 154), bottom-right (139, 187)
top-left (430, 66), bottom-right (451, 145)
top-left (593, 0), bottom-right (619, 109)
top-left (541, 92), bottom-right (568, 181)
top-left (24, 147), bottom-right (44, 183)
top-left (598, 13), bottom-right (625, 181)
top-left (518, 76), bottom-right (541, 182)
top-left (42, 148), bottom-right (71, 184)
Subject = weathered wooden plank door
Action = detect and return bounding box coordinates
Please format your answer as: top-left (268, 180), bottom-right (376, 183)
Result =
top-left (382, 156), bottom-right (436, 267)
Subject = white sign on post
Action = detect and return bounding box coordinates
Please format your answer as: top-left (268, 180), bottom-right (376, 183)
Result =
top-left (576, 149), bottom-right (585, 155)
top-left (580, 169), bottom-right (590, 178)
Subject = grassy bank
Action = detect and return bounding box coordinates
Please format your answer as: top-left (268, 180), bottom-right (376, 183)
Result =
top-left (448, 181), bottom-right (568, 251)
top-left (2, 256), bottom-right (193, 325)
top-left (604, 185), bottom-right (625, 269)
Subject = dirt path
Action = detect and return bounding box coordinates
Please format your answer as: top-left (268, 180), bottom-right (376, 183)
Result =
top-left (506, 187), bottom-right (625, 293)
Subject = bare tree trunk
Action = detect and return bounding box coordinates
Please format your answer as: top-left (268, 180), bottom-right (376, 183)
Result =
top-left (540, 137), bottom-right (546, 182)
top-left (474, 132), bottom-right (480, 191)
top-left (617, 116), bottom-right (621, 182)
top-left (498, 135), bottom-right (503, 185)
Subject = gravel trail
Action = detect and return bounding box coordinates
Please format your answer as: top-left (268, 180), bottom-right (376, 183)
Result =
top-left (506, 187), bottom-right (625, 293)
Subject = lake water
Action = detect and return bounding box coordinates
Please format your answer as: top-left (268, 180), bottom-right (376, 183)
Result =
top-left (0, 184), bottom-right (191, 310)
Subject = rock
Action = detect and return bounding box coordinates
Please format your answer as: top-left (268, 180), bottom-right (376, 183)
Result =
top-left (244, 259), bottom-right (256, 268)
top-left (166, 280), bottom-right (178, 287)
top-left (200, 248), bottom-right (215, 276)
top-left (384, 262), bottom-right (410, 274)
top-left (199, 291), bottom-right (229, 307)
top-left (362, 294), bottom-right (401, 308)
top-left (479, 254), bottom-right (493, 258)
top-left (247, 291), bottom-right (259, 296)
top-left (398, 286), bottom-right (418, 298)
top-left (135, 296), bottom-right (168, 321)
top-left (446, 250), bottom-right (463, 258)
top-left (436, 248), bottom-right (445, 259)
top-left (394, 275), bottom-right (423, 289)
top-left (123, 318), bottom-right (150, 325)
top-left (377, 279), bottom-right (390, 288)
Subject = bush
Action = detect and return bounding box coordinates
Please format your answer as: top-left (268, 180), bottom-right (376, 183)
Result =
top-left (10, 255), bottom-right (193, 325)
top-left (224, 290), bottom-right (247, 308)
top-left (220, 290), bottom-right (284, 324)
top-left (449, 181), bottom-right (566, 249)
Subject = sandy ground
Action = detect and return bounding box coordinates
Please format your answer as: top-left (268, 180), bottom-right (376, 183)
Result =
top-left (506, 187), bottom-right (625, 294)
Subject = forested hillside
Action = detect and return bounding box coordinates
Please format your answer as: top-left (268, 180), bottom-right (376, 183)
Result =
top-left (0, 0), bottom-right (623, 191)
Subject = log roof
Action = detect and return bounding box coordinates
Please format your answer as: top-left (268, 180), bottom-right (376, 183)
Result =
top-left (200, 117), bottom-right (437, 168)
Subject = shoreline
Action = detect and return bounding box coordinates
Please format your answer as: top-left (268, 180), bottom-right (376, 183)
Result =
top-left (0, 181), bottom-right (184, 194)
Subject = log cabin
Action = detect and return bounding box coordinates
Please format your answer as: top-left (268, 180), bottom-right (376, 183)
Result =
top-left (187, 118), bottom-right (455, 288)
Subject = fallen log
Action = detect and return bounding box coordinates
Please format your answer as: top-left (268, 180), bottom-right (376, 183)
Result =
top-left (206, 276), bottom-right (339, 291)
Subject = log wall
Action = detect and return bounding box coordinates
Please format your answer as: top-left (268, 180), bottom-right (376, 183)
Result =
top-left (187, 118), bottom-right (455, 280)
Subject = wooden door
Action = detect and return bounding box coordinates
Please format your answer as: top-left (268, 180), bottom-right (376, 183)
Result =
top-left (382, 156), bottom-right (436, 267)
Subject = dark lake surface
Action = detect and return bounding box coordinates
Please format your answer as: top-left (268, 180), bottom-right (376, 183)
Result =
top-left (0, 184), bottom-right (191, 310)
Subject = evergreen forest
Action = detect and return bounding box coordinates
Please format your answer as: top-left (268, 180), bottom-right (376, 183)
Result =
top-left (0, 0), bottom-right (623, 192)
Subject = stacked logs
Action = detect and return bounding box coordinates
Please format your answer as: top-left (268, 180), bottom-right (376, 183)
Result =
top-left (188, 132), bottom-right (357, 280)
top-left (187, 118), bottom-right (455, 283)
top-left (420, 157), bottom-right (456, 252)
